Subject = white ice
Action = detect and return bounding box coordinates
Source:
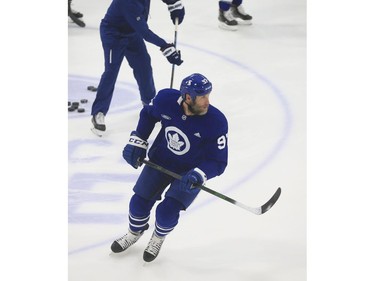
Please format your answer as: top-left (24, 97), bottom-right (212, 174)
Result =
top-left (68, 0), bottom-right (306, 280)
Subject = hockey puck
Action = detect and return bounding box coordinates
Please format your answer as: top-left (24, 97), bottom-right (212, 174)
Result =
top-left (72, 102), bottom-right (80, 109)
top-left (68, 107), bottom-right (75, 112)
top-left (77, 108), bottom-right (85, 113)
top-left (80, 99), bottom-right (88, 103)
top-left (87, 86), bottom-right (98, 92)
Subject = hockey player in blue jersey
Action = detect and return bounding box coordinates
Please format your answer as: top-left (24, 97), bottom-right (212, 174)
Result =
top-left (111, 73), bottom-right (228, 262)
top-left (91, 0), bottom-right (185, 137)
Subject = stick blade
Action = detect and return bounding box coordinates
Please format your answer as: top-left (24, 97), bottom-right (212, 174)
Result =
top-left (260, 187), bottom-right (282, 215)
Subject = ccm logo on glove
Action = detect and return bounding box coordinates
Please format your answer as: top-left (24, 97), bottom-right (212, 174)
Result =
top-left (129, 135), bottom-right (148, 149)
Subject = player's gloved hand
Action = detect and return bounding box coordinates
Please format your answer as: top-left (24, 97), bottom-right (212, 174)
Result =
top-left (161, 44), bottom-right (183, 65)
top-left (179, 168), bottom-right (207, 193)
top-left (163, 0), bottom-right (185, 24)
top-left (122, 131), bottom-right (148, 169)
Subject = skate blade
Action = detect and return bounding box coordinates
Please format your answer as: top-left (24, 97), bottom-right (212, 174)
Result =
top-left (218, 23), bottom-right (238, 31)
top-left (91, 127), bottom-right (105, 137)
top-left (237, 20), bottom-right (252, 25)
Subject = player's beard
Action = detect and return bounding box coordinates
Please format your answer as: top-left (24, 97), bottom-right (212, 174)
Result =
top-left (187, 101), bottom-right (209, 115)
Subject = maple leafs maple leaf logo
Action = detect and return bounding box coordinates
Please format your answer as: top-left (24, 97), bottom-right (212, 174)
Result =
top-left (164, 126), bottom-right (190, 155)
top-left (167, 133), bottom-right (185, 151)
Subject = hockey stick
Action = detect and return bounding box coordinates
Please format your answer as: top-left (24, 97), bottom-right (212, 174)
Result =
top-left (141, 159), bottom-right (282, 215)
top-left (170, 18), bottom-right (179, 88)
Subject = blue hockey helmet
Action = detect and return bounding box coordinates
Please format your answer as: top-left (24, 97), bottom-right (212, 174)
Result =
top-left (180, 73), bottom-right (212, 100)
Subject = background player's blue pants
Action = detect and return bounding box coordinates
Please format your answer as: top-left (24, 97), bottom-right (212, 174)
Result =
top-left (127, 165), bottom-right (201, 236)
top-left (219, 0), bottom-right (243, 10)
top-left (91, 21), bottom-right (156, 116)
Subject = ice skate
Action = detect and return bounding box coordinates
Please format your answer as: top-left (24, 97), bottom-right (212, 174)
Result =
top-left (111, 229), bottom-right (145, 253)
top-left (68, 0), bottom-right (85, 27)
top-left (230, 4), bottom-right (252, 25)
top-left (91, 112), bottom-right (106, 137)
top-left (71, 10), bottom-right (83, 18)
top-left (218, 9), bottom-right (238, 31)
top-left (143, 232), bottom-right (166, 262)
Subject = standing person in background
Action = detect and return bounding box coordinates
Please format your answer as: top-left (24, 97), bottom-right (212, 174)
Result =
top-left (218, 0), bottom-right (252, 31)
top-left (111, 73), bottom-right (229, 262)
top-left (91, 0), bottom-right (185, 137)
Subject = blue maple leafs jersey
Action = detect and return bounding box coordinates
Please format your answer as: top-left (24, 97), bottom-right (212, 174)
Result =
top-left (136, 89), bottom-right (228, 180)
top-left (102, 0), bottom-right (167, 48)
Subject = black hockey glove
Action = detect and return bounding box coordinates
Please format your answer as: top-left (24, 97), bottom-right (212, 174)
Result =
top-left (162, 0), bottom-right (185, 24)
top-left (123, 131), bottom-right (148, 169)
top-left (179, 168), bottom-right (207, 194)
top-left (161, 43), bottom-right (183, 65)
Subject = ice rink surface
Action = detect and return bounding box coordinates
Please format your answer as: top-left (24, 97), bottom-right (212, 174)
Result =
top-left (68, 0), bottom-right (306, 280)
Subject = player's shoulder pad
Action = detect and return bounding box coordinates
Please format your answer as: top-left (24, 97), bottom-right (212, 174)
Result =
top-left (204, 105), bottom-right (228, 134)
top-left (208, 105), bottom-right (228, 125)
top-left (153, 88), bottom-right (181, 106)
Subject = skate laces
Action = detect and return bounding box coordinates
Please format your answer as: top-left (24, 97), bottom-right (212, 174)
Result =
top-left (145, 233), bottom-right (165, 256)
top-left (236, 5), bottom-right (247, 16)
top-left (95, 112), bottom-right (105, 125)
top-left (116, 231), bottom-right (141, 249)
top-left (224, 10), bottom-right (236, 21)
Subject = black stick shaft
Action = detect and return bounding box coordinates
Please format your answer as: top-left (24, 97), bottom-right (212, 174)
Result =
top-left (170, 18), bottom-right (179, 88)
top-left (141, 159), bottom-right (281, 215)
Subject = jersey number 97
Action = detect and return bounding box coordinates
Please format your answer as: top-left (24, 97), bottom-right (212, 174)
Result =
top-left (217, 134), bottom-right (228, 150)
